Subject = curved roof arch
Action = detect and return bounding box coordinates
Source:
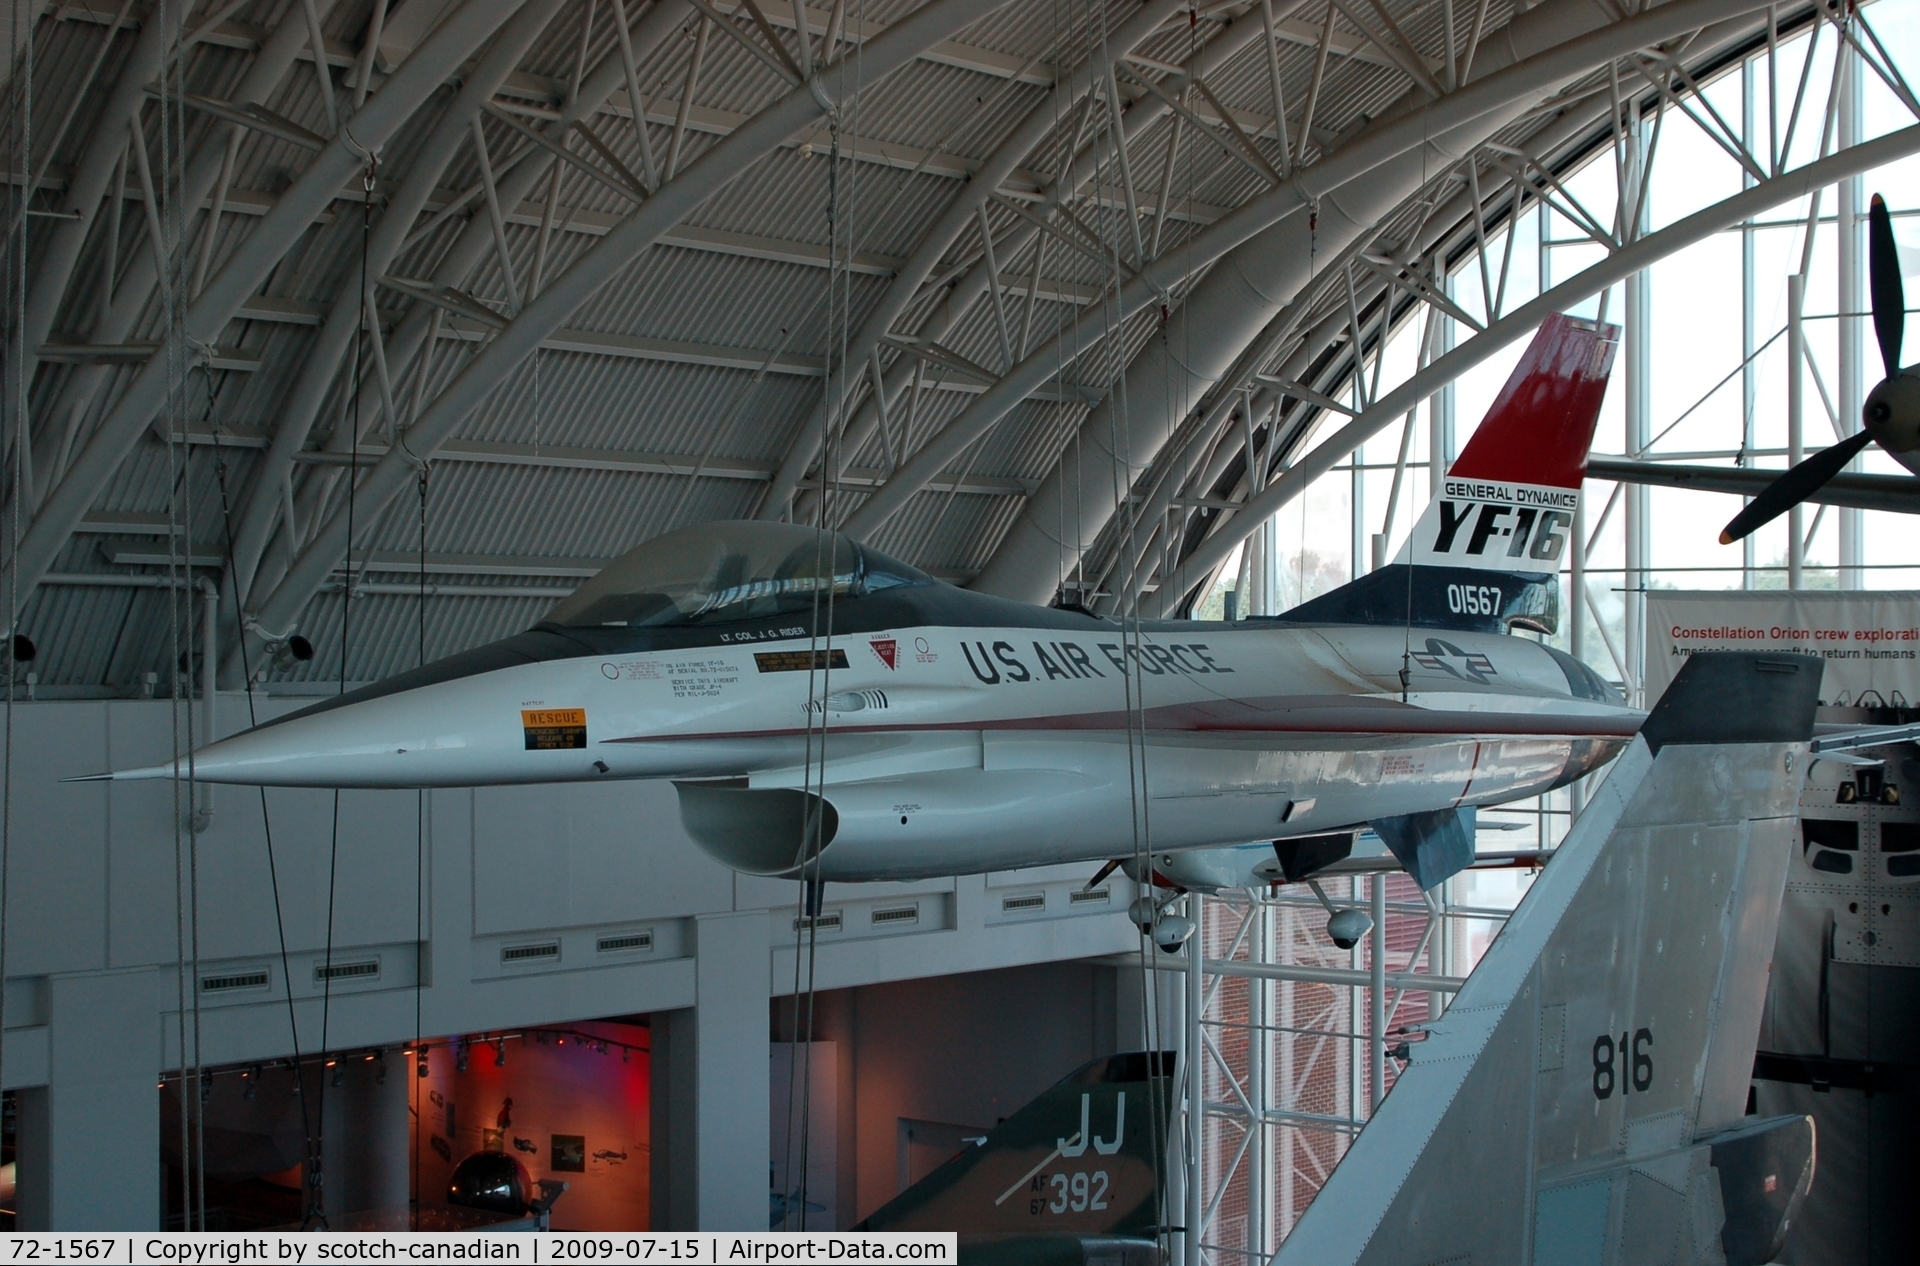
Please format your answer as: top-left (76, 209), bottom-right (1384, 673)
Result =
top-left (0, 0), bottom-right (1906, 690)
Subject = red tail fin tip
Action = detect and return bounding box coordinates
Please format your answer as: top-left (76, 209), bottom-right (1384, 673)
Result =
top-left (1446, 313), bottom-right (1620, 489)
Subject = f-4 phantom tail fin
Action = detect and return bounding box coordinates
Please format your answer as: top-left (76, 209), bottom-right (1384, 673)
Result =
top-left (1280, 312), bottom-right (1618, 636)
top-left (858, 1052), bottom-right (1175, 1265)
top-left (1274, 651), bottom-right (1822, 1266)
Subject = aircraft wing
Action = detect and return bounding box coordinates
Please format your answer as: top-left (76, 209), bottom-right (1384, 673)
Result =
top-left (1588, 457), bottom-right (1920, 515)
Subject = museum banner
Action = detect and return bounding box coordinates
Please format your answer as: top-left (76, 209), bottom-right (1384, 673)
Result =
top-left (1645, 590), bottom-right (1920, 704)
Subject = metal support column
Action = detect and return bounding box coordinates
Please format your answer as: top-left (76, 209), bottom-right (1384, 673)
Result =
top-left (1788, 272), bottom-right (1806, 589)
top-left (1247, 900), bottom-right (1268, 1259)
top-left (1185, 894), bottom-right (1204, 1266)
top-left (1369, 877), bottom-right (1386, 1112)
top-left (1348, 877), bottom-right (1365, 1125)
top-left (1261, 517), bottom-right (1278, 616)
top-left (1623, 115), bottom-right (1652, 705)
top-left (1277, 907), bottom-right (1296, 1233)
top-left (1741, 57), bottom-right (1759, 590)
top-left (1837, 40), bottom-right (1865, 589)
top-left (1430, 274), bottom-right (1457, 501)
top-left (1351, 435), bottom-right (1367, 579)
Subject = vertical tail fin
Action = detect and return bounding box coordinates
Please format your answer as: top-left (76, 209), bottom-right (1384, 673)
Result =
top-left (1273, 652), bottom-right (1823, 1266)
top-left (1396, 311), bottom-right (1618, 571)
top-left (1279, 312), bottom-right (1618, 634)
top-left (856, 1052), bottom-right (1174, 1239)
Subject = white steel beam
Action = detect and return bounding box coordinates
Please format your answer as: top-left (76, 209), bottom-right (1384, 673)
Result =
top-left (239, 0), bottom-right (1023, 657)
top-left (756, 0), bottom-right (1239, 523)
top-left (847, 0), bottom-right (1776, 566)
top-left (221, 0), bottom-right (565, 607)
top-left (6, 0), bottom-right (528, 608)
top-left (1837, 41), bottom-right (1864, 588)
top-left (22, 1), bottom-right (336, 508)
top-left (20, 3), bottom-right (199, 371)
top-left (1155, 119), bottom-right (1920, 615)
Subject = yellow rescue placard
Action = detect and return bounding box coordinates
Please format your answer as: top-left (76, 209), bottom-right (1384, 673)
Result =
top-left (522, 708), bottom-right (587, 750)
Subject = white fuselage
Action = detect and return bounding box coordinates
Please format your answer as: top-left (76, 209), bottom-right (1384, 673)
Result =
top-left (150, 620), bottom-right (1638, 881)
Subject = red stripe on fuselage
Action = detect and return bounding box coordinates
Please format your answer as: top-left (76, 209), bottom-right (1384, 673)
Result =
top-left (603, 696), bottom-right (1641, 744)
top-left (1454, 741), bottom-right (1486, 806)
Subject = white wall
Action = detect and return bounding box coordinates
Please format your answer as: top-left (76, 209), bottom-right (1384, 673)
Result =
top-left (0, 697), bottom-right (1141, 1229)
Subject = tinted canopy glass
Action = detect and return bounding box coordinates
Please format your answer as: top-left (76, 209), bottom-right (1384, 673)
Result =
top-left (542, 521), bottom-right (932, 629)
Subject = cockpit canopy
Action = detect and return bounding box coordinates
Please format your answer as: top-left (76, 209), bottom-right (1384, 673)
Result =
top-left (541, 521), bottom-right (934, 629)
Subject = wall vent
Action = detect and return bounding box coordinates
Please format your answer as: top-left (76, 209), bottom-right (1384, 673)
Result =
top-left (597, 931), bottom-right (653, 954)
top-left (200, 970), bottom-right (269, 993)
top-left (1001, 893), bottom-right (1047, 913)
top-left (1069, 887), bottom-right (1111, 905)
top-left (501, 941), bottom-right (561, 964)
top-left (314, 959), bottom-right (380, 984)
top-left (871, 905), bottom-right (920, 926)
top-left (793, 912), bottom-right (843, 932)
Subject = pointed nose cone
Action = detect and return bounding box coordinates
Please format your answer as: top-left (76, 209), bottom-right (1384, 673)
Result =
top-left (81, 627), bottom-right (614, 787)
top-left (95, 692), bottom-right (463, 787)
top-left (93, 672), bottom-right (526, 788)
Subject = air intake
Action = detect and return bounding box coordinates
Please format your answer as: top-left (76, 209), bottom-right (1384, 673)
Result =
top-left (200, 970), bottom-right (269, 993)
top-left (314, 959), bottom-right (380, 984)
top-left (871, 905), bottom-right (920, 925)
top-left (597, 932), bottom-right (653, 953)
top-left (501, 942), bottom-right (561, 964)
top-left (793, 912), bottom-right (843, 932)
top-left (1001, 893), bottom-right (1047, 913)
top-left (1069, 887), bottom-right (1111, 905)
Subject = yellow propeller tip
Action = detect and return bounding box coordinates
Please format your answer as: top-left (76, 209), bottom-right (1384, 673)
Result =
top-left (1718, 530), bottom-right (1735, 545)
top-left (1872, 192), bottom-right (1886, 208)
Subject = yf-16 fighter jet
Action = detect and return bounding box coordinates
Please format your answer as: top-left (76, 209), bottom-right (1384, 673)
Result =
top-left (91, 315), bottom-right (1635, 891)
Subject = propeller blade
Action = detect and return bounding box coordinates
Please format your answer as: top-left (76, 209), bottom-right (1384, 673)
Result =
top-left (1869, 193), bottom-right (1904, 379)
top-left (1718, 429), bottom-right (1875, 544)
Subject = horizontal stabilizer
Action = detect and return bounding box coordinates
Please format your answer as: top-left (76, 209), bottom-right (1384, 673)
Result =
top-left (1641, 651), bottom-right (1825, 750)
top-left (1709, 1113), bottom-right (1816, 1265)
top-left (1274, 652), bottom-right (1821, 1266)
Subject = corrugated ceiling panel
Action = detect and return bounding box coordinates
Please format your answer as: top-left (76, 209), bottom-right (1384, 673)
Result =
top-left (10, 0), bottom-right (1678, 685)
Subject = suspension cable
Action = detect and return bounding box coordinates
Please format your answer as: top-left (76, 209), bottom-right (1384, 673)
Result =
top-left (151, 0), bottom-right (210, 1225)
top-left (207, 361), bottom-right (319, 1216)
top-left (309, 148), bottom-right (378, 1232)
top-left (412, 453), bottom-right (429, 1212)
top-left (0, 0), bottom-right (34, 1163)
